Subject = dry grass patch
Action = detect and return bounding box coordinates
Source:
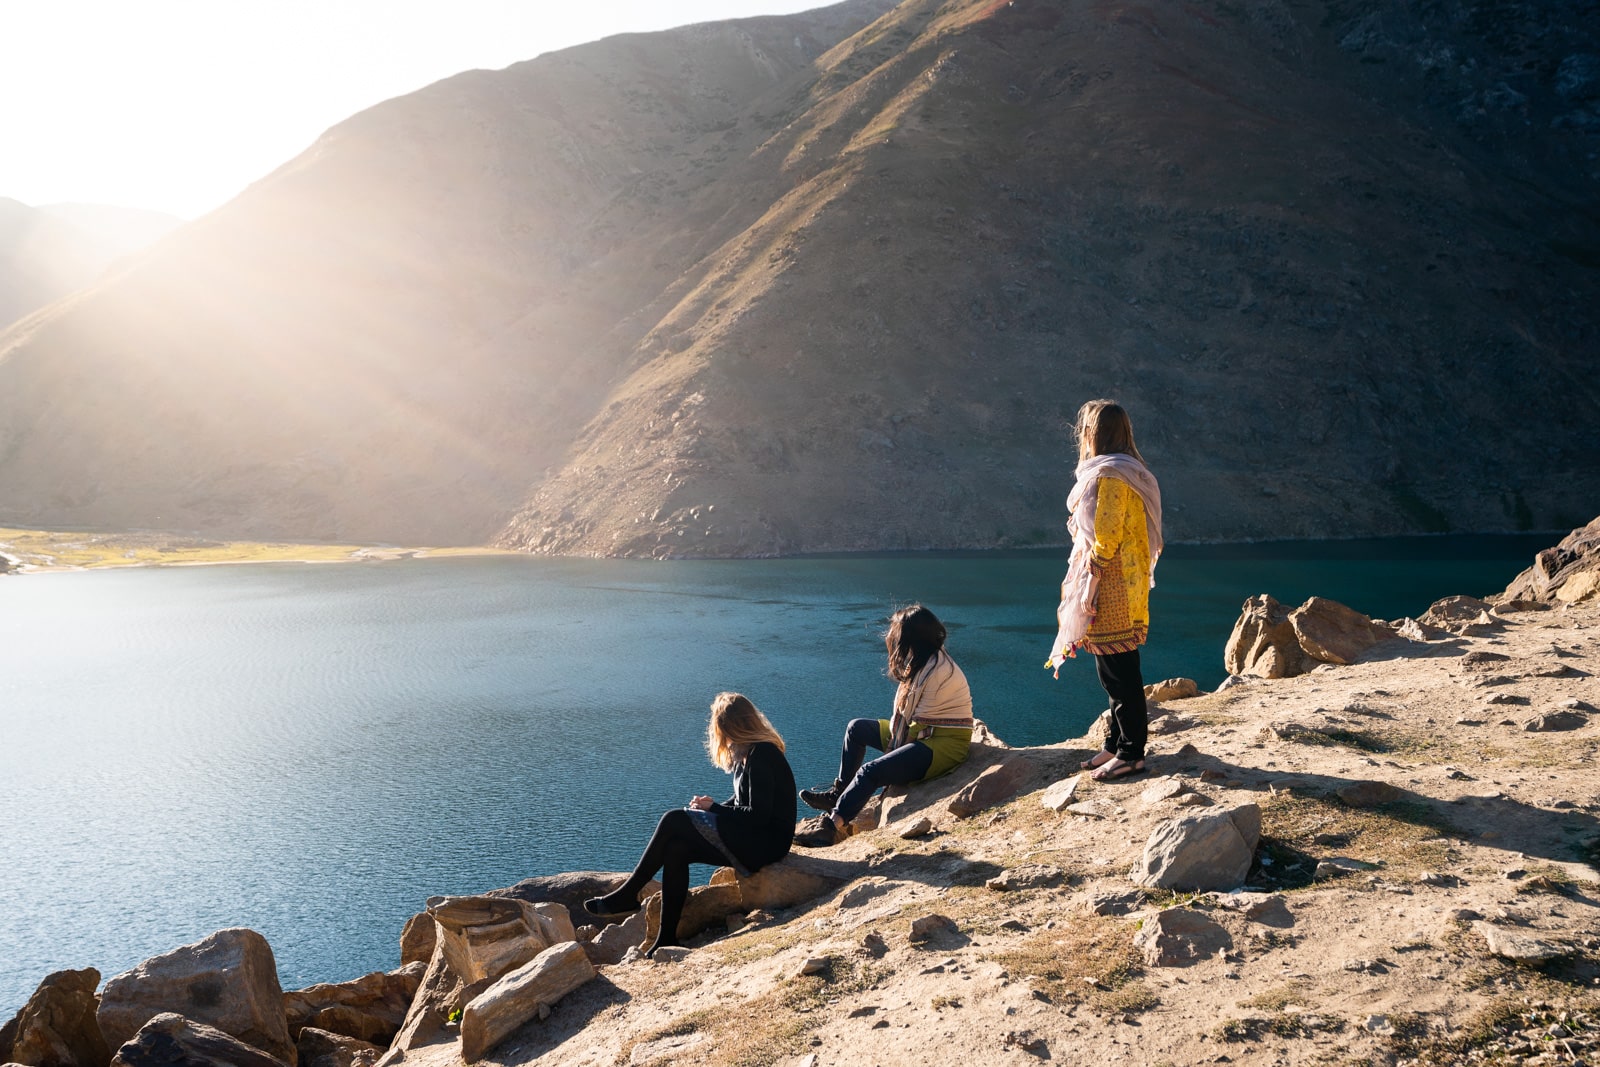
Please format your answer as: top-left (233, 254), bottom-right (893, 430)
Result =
top-left (985, 914), bottom-right (1151, 1014)
top-left (623, 958), bottom-right (891, 1067)
top-left (1383, 995), bottom-right (1600, 1065)
top-left (1241, 980), bottom-right (1316, 1013)
top-left (1253, 792), bottom-right (1462, 887)
top-left (0, 527), bottom-right (508, 569)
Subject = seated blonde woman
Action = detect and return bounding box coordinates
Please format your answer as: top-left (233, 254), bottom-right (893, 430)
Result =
top-left (584, 692), bottom-right (795, 956)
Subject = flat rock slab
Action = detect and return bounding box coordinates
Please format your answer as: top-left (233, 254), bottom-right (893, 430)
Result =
top-left (1080, 889), bottom-right (1147, 916)
top-left (985, 864), bottom-right (1067, 892)
top-left (1473, 922), bottom-right (1574, 962)
top-left (111, 1013), bottom-right (288, 1067)
top-left (1212, 892), bottom-right (1294, 928)
top-left (948, 757), bottom-right (1031, 817)
top-left (1140, 777), bottom-right (1190, 805)
top-left (1523, 710), bottom-right (1589, 731)
top-left (459, 942), bottom-right (595, 1062)
top-left (1039, 774), bottom-right (1084, 812)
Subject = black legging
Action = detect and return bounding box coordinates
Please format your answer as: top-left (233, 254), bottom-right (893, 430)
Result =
top-left (1095, 648), bottom-right (1148, 762)
top-left (608, 808), bottom-right (730, 951)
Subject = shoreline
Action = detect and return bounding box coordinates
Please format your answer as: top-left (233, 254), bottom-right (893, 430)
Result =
top-left (0, 527), bottom-right (520, 575)
top-left (0, 527), bottom-right (1557, 576)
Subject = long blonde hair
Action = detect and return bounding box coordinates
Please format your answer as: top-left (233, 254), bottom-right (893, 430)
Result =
top-left (705, 692), bottom-right (785, 771)
top-left (1075, 398), bottom-right (1146, 464)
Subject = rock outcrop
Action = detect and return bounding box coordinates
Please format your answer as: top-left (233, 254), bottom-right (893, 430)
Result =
top-left (281, 966), bottom-right (422, 1047)
top-left (1225, 595), bottom-right (1384, 679)
top-left (1499, 516), bottom-right (1600, 606)
top-left (96, 929), bottom-right (294, 1067)
top-left (0, 967), bottom-right (110, 1067)
top-left (424, 897), bottom-right (574, 987)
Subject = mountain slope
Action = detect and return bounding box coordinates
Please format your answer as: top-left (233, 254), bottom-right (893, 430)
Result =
top-left (0, 199), bottom-right (180, 331)
top-left (0, 0), bottom-right (1595, 553)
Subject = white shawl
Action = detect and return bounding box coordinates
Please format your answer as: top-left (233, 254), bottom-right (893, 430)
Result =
top-left (889, 650), bottom-right (972, 749)
top-left (1046, 454), bottom-right (1164, 675)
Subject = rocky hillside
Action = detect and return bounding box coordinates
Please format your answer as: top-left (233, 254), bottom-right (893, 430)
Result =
top-left (0, 0), bottom-right (1595, 554)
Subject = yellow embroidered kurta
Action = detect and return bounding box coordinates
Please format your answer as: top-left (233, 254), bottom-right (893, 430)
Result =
top-left (1084, 476), bottom-right (1151, 654)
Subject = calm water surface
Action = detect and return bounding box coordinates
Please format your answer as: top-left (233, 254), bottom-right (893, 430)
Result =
top-left (0, 537), bottom-right (1548, 1014)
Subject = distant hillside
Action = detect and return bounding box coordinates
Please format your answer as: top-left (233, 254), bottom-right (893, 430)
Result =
top-left (0, 199), bottom-right (180, 330)
top-left (0, 0), bottom-right (1595, 555)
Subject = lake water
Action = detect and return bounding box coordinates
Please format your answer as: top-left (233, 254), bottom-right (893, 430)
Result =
top-left (0, 536), bottom-right (1549, 1015)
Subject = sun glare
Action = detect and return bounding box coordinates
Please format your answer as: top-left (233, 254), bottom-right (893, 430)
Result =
top-left (0, 0), bottom-right (823, 218)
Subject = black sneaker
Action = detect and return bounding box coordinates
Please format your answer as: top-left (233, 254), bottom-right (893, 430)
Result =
top-left (799, 779), bottom-right (843, 811)
top-left (793, 814), bottom-right (846, 848)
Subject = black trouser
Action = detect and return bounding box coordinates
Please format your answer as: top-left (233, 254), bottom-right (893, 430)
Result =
top-left (611, 809), bottom-right (730, 948)
top-left (1095, 648), bottom-right (1147, 762)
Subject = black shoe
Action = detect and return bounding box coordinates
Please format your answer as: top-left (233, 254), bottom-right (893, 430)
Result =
top-left (583, 893), bottom-right (640, 919)
top-left (794, 814), bottom-right (848, 848)
top-left (799, 780), bottom-right (843, 811)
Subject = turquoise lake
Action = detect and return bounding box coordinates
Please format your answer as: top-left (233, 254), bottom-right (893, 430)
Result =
top-left (0, 536), bottom-right (1550, 1015)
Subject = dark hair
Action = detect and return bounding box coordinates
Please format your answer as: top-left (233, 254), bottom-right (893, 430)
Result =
top-left (884, 604), bottom-right (947, 683)
top-left (1075, 398), bottom-right (1145, 464)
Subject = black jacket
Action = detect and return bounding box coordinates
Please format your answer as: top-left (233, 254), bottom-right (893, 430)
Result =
top-left (707, 740), bottom-right (796, 870)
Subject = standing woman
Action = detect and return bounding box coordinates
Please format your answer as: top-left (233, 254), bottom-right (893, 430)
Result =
top-left (1046, 399), bottom-right (1164, 781)
top-left (584, 692), bottom-right (795, 957)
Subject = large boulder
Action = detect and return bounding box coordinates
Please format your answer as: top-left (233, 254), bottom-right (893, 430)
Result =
top-left (1223, 595), bottom-right (1309, 678)
top-left (1133, 803), bottom-right (1261, 892)
top-left (281, 965), bottom-right (423, 1046)
top-left (109, 1014), bottom-right (287, 1067)
top-left (374, 945), bottom-right (459, 1067)
top-left (1289, 597), bottom-right (1381, 665)
top-left (1499, 516), bottom-right (1600, 605)
top-left (721, 855), bottom-right (850, 912)
top-left (1226, 595), bottom-right (1383, 678)
top-left (97, 930), bottom-right (294, 1067)
top-left (457, 943), bottom-right (595, 1063)
top-left (0, 967), bottom-right (111, 1067)
top-left (425, 897), bottom-right (575, 987)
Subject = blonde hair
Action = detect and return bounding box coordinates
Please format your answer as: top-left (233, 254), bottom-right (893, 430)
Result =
top-left (1075, 398), bottom-right (1145, 464)
top-left (705, 692), bottom-right (785, 771)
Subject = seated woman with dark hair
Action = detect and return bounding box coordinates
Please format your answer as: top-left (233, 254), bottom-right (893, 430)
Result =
top-left (584, 692), bottom-right (795, 957)
top-left (794, 604), bottom-right (973, 848)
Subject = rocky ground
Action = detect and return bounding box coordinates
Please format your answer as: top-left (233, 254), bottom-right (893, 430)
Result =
top-left (415, 594), bottom-right (1599, 1067)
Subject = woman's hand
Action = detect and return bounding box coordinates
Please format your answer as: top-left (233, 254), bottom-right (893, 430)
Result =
top-left (688, 795), bottom-right (714, 811)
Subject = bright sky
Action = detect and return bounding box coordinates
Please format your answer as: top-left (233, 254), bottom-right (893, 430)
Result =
top-left (0, 1), bottom-right (826, 218)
